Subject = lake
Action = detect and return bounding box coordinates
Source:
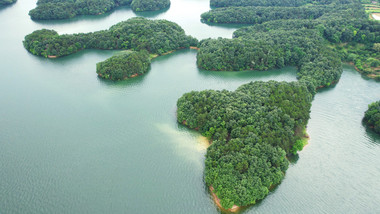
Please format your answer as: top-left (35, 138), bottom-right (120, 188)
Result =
top-left (0, 0), bottom-right (379, 213)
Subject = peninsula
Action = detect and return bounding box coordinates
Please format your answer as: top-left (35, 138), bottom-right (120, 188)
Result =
top-left (29, 0), bottom-right (171, 20)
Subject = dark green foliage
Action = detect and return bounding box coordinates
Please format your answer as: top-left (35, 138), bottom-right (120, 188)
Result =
top-left (197, 27), bottom-right (342, 88)
top-left (131, 0), bottom-right (170, 11)
top-left (197, 2), bottom-right (380, 88)
top-left (196, 38), bottom-right (281, 71)
top-left (28, 0), bottom-right (170, 20)
top-left (96, 50), bottom-right (150, 80)
top-left (363, 101), bottom-right (380, 134)
top-left (201, 5), bottom-right (331, 24)
top-left (200, 2), bottom-right (380, 77)
top-left (210, 0), bottom-right (334, 8)
top-left (29, 0), bottom-right (131, 20)
top-left (0, 0), bottom-right (16, 5)
top-left (187, 0), bottom-right (379, 210)
top-left (23, 17), bottom-right (198, 58)
top-left (177, 81), bottom-right (312, 208)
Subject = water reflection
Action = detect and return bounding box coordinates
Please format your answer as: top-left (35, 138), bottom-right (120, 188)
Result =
top-left (96, 72), bottom-right (147, 88)
top-left (0, 3), bottom-right (15, 11)
top-left (197, 66), bottom-right (298, 82)
top-left (200, 21), bottom-right (251, 30)
top-left (133, 7), bottom-right (170, 18)
top-left (362, 120), bottom-right (380, 145)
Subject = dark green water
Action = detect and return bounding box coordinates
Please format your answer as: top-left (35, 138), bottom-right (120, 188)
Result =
top-left (0, 0), bottom-right (379, 213)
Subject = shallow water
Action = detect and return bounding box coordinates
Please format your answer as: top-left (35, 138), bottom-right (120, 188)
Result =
top-left (0, 0), bottom-right (379, 213)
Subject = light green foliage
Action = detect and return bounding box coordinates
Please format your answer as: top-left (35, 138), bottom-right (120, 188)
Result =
top-left (290, 139), bottom-right (307, 155)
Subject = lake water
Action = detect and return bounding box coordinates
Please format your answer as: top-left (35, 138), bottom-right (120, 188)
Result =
top-left (0, 0), bottom-right (379, 213)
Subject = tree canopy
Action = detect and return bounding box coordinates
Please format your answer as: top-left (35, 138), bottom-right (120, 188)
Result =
top-left (131, 0), bottom-right (170, 12)
top-left (201, 5), bottom-right (332, 24)
top-left (199, 2), bottom-right (380, 79)
top-left (23, 17), bottom-right (198, 58)
top-left (29, 0), bottom-right (170, 20)
top-left (363, 100), bottom-right (380, 134)
top-left (0, 0), bottom-right (16, 5)
top-left (177, 81), bottom-right (312, 208)
top-left (197, 1), bottom-right (380, 88)
top-left (197, 28), bottom-right (341, 89)
top-left (186, 0), bottom-right (380, 210)
top-left (209, 0), bottom-right (335, 8)
top-left (96, 50), bottom-right (151, 80)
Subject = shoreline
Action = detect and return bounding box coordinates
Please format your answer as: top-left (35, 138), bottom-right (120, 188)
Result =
top-left (209, 186), bottom-right (241, 213)
top-left (181, 124), bottom-right (311, 212)
top-left (346, 62), bottom-right (380, 80)
top-left (150, 46), bottom-right (199, 59)
top-left (301, 129), bottom-right (310, 149)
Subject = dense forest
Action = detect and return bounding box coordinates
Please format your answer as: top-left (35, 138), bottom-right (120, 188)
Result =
top-left (0, 0), bottom-right (16, 5)
top-left (363, 100), bottom-right (380, 134)
top-left (177, 81), bottom-right (312, 208)
top-left (197, 2), bottom-right (380, 84)
top-left (210, 0), bottom-right (334, 8)
top-left (178, 0), bottom-right (380, 210)
top-left (96, 50), bottom-right (151, 80)
top-left (29, 0), bottom-right (170, 20)
top-left (197, 29), bottom-right (341, 89)
top-left (201, 5), bottom-right (333, 24)
top-left (131, 0), bottom-right (170, 12)
top-left (23, 17), bottom-right (197, 57)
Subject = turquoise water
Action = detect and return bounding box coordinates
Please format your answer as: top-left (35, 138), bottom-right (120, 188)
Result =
top-left (0, 0), bottom-right (379, 213)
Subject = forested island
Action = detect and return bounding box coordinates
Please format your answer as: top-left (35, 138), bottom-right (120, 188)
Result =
top-left (131, 0), bottom-right (170, 12)
top-left (200, 1), bottom-right (380, 79)
top-left (96, 50), bottom-right (151, 80)
top-left (363, 100), bottom-right (380, 134)
top-left (23, 17), bottom-right (197, 58)
top-left (177, 81), bottom-right (312, 209)
top-left (175, 0), bottom-right (380, 211)
top-left (0, 0), bottom-right (16, 6)
top-left (21, 0), bottom-right (379, 210)
top-left (29, 0), bottom-right (170, 20)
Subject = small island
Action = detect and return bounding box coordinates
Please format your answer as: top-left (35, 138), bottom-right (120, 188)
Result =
top-left (177, 81), bottom-right (312, 209)
top-left (96, 50), bottom-right (151, 80)
top-left (363, 100), bottom-right (380, 135)
top-left (29, 0), bottom-right (170, 20)
top-left (0, 0), bottom-right (16, 6)
top-left (131, 0), bottom-right (170, 12)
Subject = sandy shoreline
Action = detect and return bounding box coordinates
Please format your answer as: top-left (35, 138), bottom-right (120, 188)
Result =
top-left (209, 186), bottom-right (241, 213)
top-left (371, 13), bottom-right (380, 20)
